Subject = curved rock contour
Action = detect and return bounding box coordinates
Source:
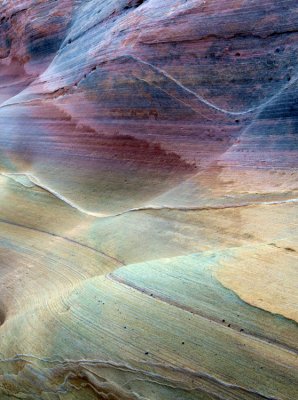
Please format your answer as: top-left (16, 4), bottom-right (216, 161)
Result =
top-left (0, 1), bottom-right (297, 399)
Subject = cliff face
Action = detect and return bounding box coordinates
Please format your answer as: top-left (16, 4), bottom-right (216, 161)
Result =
top-left (0, 1), bottom-right (297, 399)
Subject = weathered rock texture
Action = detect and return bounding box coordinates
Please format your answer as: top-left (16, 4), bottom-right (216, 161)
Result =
top-left (0, 0), bottom-right (297, 399)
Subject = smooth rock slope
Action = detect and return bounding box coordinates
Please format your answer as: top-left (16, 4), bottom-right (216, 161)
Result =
top-left (0, 1), bottom-right (297, 399)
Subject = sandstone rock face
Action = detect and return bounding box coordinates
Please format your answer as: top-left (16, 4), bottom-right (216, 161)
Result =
top-left (0, 1), bottom-right (297, 399)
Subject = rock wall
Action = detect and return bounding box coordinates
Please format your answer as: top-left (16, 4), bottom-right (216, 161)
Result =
top-left (0, 1), bottom-right (297, 399)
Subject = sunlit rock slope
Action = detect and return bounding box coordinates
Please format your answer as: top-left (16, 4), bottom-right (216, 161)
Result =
top-left (0, 0), bottom-right (297, 399)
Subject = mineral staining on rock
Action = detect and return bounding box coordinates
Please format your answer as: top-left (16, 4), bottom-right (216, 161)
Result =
top-left (0, 0), bottom-right (297, 399)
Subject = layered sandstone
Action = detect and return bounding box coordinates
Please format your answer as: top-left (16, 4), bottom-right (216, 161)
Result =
top-left (0, 1), bottom-right (297, 399)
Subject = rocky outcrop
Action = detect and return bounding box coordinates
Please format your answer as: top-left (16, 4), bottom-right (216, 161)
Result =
top-left (0, 1), bottom-right (297, 399)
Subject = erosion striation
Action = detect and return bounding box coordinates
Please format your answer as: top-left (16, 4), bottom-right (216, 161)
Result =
top-left (0, 0), bottom-right (297, 399)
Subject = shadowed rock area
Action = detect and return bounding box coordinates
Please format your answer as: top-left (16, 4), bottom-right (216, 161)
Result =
top-left (0, 0), bottom-right (297, 399)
